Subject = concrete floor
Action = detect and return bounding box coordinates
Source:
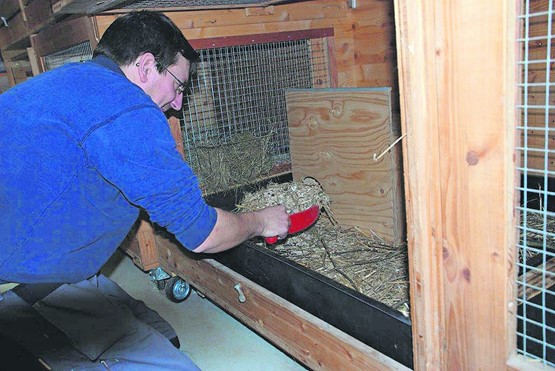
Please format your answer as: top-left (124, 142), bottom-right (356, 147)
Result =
top-left (101, 250), bottom-right (306, 371)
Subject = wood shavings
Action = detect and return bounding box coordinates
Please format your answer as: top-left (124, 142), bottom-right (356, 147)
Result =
top-left (265, 215), bottom-right (410, 314)
top-left (237, 180), bottom-right (410, 317)
top-left (237, 177), bottom-right (332, 214)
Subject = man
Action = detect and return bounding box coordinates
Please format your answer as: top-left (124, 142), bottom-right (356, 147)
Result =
top-left (0, 10), bottom-right (289, 369)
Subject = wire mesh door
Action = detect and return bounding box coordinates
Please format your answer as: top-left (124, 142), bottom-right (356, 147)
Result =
top-left (43, 41), bottom-right (93, 71)
top-left (517, 0), bottom-right (555, 366)
top-left (182, 31), bottom-right (334, 194)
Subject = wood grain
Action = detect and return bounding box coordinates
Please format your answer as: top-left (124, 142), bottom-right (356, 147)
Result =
top-left (394, 0), bottom-right (517, 369)
top-left (287, 88), bottom-right (404, 243)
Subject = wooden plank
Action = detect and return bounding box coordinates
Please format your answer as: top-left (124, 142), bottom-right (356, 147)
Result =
top-left (26, 47), bottom-right (40, 76)
top-left (521, 132), bottom-right (555, 150)
top-left (394, 0), bottom-right (517, 369)
top-left (17, 0), bottom-right (27, 22)
top-left (31, 15), bottom-right (97, 58)
top-left (521, 153), bottom-right (555, 173)
top-left (286, 88), bottom-right (405, 243)
top-left (0, 0), bottom-right (21, 21)
top-left (22, 0), bottom-right (52, 29)
top-left (52, 0), bottom-right (129, 14)
top-left (189, 28), bottom-right (334, 49)
top-left (0, 0), bottom-right (52, 50)
top-left (120, 216), bottom-right (159, 271)
top-left (156, 234), bottom-right (410, 371)
top-left (244, 5), bottom-right (275, 17)
top-left (4, 58), bottom-right (29, 68)
top-left (507, 354), bottom-right (555, 371)
top-left (0, 11), bottom-right (28, 49)
top-left (5, 65), bottom-right (28, 86)
top-left (517, 257), bottom-right (555, 302)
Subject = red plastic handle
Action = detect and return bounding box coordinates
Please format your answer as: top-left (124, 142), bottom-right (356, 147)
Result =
top-left (265, 236), bottom-right (279, 244)
top-left (264, 205), bottom-right (320, 245)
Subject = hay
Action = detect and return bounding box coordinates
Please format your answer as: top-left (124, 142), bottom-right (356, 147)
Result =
top-left (238, 180), bottom-right (410, 317)
top-left (237, 177), bottom-right (332, 214)
top-left (190, 132), bottom-right (274, 194)
top-left (519, 211), bottom-right (555, 265)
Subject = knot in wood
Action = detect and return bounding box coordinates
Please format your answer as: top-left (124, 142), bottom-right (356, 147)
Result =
top-left (329, 104), bottom-right (343, 118)
top-left (466, 150), bottom-right (479, 166)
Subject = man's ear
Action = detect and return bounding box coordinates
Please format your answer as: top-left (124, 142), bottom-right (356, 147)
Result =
top-left (135, 53), bottom-right (157, 84)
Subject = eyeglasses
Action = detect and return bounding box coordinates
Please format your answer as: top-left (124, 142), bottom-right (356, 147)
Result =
top-left (136, 61), bottom-right (190, 95)
top-left (164, 67), bottom-right (190, 95)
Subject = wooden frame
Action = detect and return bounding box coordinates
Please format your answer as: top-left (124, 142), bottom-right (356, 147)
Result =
top-left (394, 0), bottom-right (519, 369)
top-left (189, 28), bottom-right (338, 89)
top-left (30, 15), bottom-right (98, 73)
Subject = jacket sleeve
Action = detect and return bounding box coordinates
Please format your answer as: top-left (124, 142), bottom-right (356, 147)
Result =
top-left (82, 105), bottom-right (217, 250)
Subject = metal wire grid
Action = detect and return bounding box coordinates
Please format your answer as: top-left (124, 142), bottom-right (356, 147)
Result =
top-left (516, 0), bottom-right (555, 366)
top-left (181, 38), bottom-right (330, 189)
top-left (43, 41), bottom-right (93, 71)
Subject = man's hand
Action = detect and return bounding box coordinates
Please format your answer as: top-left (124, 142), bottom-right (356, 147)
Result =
top-left (192, 205), bottom-right (289, 254)
top-left (253, 205), bottom-right (290, 239)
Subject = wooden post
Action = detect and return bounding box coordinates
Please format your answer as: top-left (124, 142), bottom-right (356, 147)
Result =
top-left (393, 0), bottom-right (518, 369)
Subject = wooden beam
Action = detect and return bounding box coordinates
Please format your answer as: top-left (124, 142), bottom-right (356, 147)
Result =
top-left (52, 0), bottom-right (130, 15)
top-left (26, 47), bottom-right (39, 76)
top-left (393, 0), bottom-right (517, 369)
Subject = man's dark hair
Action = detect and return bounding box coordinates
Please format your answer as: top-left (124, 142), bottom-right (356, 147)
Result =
top-left (93, 10), bottom-right (199, 73)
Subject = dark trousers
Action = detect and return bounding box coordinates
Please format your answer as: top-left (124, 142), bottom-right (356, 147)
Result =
top-left (0, 275), bottom-right (198, 370)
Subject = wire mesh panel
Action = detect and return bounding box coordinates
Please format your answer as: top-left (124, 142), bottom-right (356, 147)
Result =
top-left (181, 36), bottom-right (332, 193)
top-left (517, 0), bottom-right (555, 366)
top-left (43, 41), bottom-right (93, 71)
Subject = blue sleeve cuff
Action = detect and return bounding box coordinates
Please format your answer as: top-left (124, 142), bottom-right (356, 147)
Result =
top-left (174, 205), bottom-right (217, 251)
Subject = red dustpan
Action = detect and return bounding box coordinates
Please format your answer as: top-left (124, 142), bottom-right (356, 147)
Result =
top-left (265, 205), bottom-right (320, 244)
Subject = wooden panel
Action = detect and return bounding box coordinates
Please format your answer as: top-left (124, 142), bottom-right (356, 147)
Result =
top-left (286, 88), bottom-right (404, 243)
top-left (0, 0), bottom-right (52, 50)
top-left (156, 234), bottom-right (410, 371)
top-left (26, 47), bottom-right (40, 76)
top-left (31, 15), bottom-right (97, 58)
top-left (5, 65), bottom-right (28, 86)
top-left (522, 154), bottom-right (555, 173)
top-left (0, 0), bottom-right (22, 21)
top-left (189, 28), bottom-right (333, 49)
top-left (94, 0), bottom-right (397, 96)
top-left (0, 11), bottom-right (29, 49)
top-left (120, 217), bottom-right (159, 271)
top-left (394, 0), bottom-right (517, 369)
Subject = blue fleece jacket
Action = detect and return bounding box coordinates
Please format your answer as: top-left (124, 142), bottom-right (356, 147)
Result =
top-left (0, 56), bottom-right (217, 284)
